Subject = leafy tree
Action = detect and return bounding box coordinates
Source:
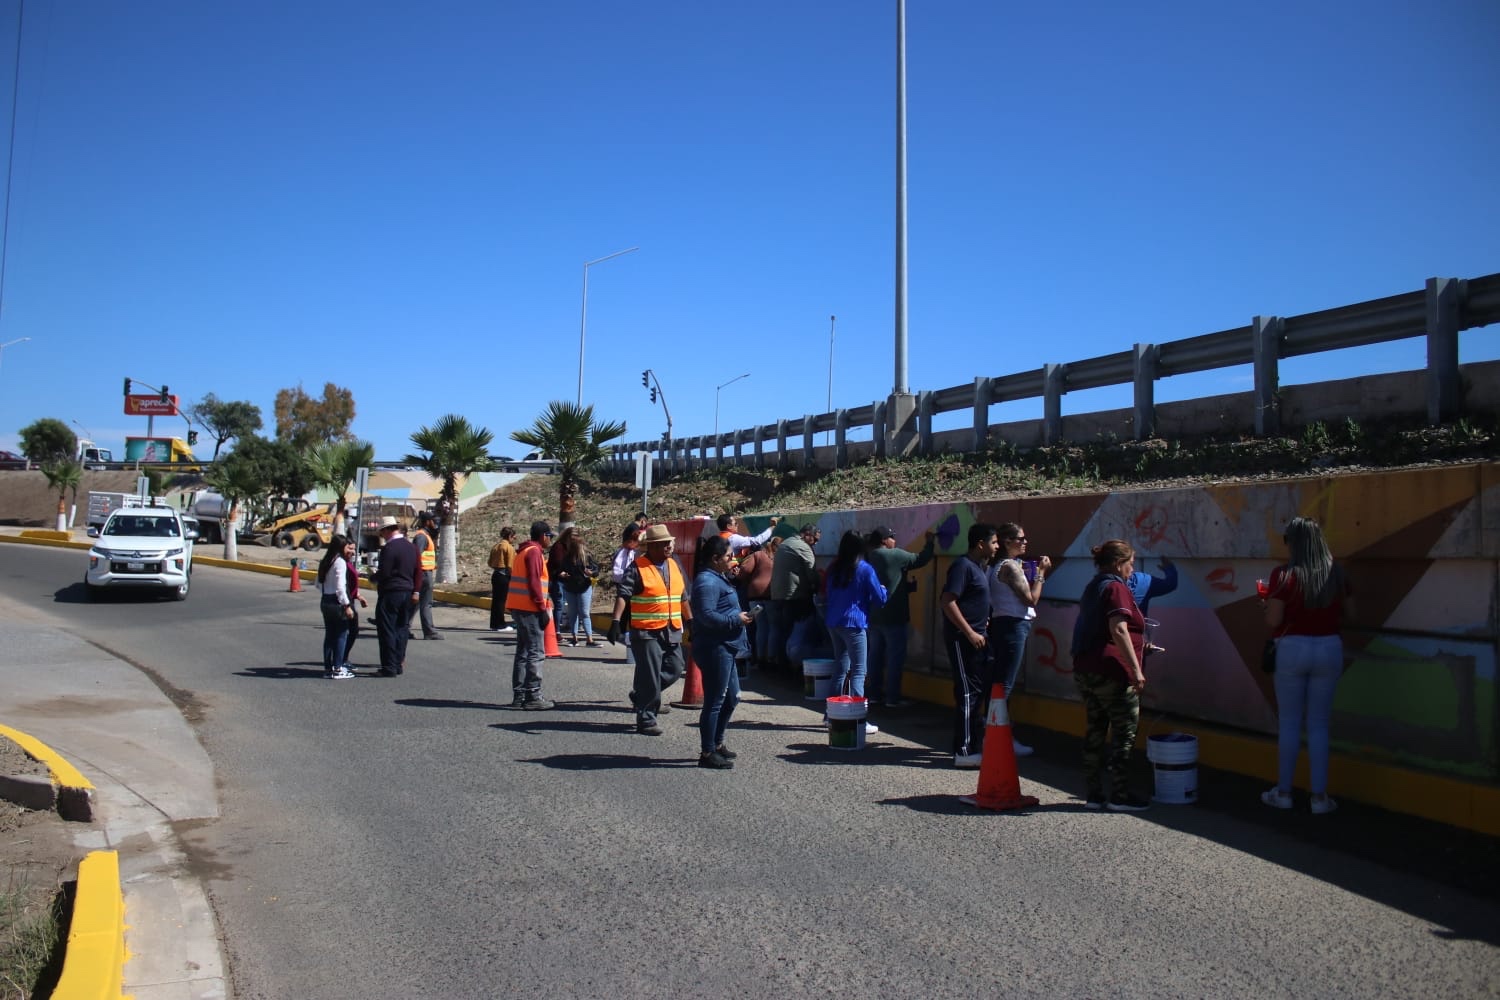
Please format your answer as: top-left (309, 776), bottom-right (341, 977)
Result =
top-left (510, 401), bottom-right (626, 529)
top-left (203, 435), bottom-right (310, 558)
top-left (40, 459), bottom-right (82, 531)
top-left (405, 415), bottom-right (494, 583)
top-left (274, 382), bottom-right (355, 451)
top-left (307, 438), bottom-right (376, 537)
top-left (18, 418), bottom-right (76, 466)
top-left (190, 394), bottom-right (263, 460)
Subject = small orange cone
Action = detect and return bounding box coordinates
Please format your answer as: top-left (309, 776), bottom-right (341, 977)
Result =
top-left (544, 613), bottom-right (562, 658)
top-left (959, 682), bottom-right (1039, 811)
top-left (288, 558), bottom-right (302, 593)
top-left (671, 644), bottom-right (704, 709)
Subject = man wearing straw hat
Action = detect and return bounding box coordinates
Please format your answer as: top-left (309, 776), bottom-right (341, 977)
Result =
top-left (609, 523), bottom-right (692, 736)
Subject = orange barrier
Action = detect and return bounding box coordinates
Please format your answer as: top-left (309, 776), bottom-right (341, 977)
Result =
top-left (959, 683), bottom-right (1039, 811)
top-left (288, 559), bottom-right (302, 593)
top-left (544, 614), bottom-right (562, 658)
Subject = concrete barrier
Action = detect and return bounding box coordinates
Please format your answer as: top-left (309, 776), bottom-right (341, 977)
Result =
top-left (50, 850), bottom-right (127, 1000)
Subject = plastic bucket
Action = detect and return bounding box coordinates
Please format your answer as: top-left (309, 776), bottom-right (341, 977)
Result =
top-left (1146, 732), bottom-right (1198, 804)
top-left (827, 695), bottom-right (868, 750)
top-left (803, 658), bottom-right (837, 701)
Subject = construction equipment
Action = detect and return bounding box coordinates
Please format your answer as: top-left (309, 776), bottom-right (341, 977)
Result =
top-left (249, 499), bottom-right (334, 551)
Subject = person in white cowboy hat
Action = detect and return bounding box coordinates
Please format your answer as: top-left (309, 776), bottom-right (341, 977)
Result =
top-left (609, 523), bottom-right (692, 735)
top-left (372, 515), bottom-right (422, 676)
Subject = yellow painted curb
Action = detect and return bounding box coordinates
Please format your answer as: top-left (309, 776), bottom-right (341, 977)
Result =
top-left (20, 529), bottom-right (73, 541)
top-left (0, 723), bottom-right (93, 792)
top-left (0, 532), bottom-right (89, 551)
top-left (51, 850), bottom-right (129, 1000)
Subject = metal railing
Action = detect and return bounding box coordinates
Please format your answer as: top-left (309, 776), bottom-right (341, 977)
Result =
top-left (610, 273), bottom-right (1500, 474)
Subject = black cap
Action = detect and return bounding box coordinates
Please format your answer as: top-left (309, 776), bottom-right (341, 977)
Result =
top-left (872, 525), bottom-right (896, 541)
top-left (530, 520), bottom-right (553, 540)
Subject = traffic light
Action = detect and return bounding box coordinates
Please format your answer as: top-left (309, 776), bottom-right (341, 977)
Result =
top-left (650, 387), bottom-right (657, 404)
top-left (159, 384), bottom-right (170, 403)
top-left (188, 430), bottom-right (198, 446)
top-left (641, 370), bottom-right (650, 388)
top-left (123, 377), bottom-right (131, 395)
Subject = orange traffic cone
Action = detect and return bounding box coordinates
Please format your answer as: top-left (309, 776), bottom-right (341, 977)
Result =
top-left (544, 613), bottom-right (562, 658)
top-left (671, 644), bottom-right (704, 709)
top-left (959, 683), bottom-right (1039, 811)
top-left (288, 558), bottom-right (301, 593)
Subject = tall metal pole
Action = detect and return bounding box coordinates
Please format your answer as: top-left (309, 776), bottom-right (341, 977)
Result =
top-left (827, 315), bottom-right (836, 444)
top-left (894, 0), bottom-right (909, 395)
top-left (715, 372), bottom-right (750, 440)
top-left (577, 246), bottom-right (640, 405)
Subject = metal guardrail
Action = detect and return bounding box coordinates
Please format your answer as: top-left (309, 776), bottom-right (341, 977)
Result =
top-left (613, 272), bottom-right (1500, 471)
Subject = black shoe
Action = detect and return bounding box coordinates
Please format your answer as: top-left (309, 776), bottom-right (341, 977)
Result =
top-left (657, 704), bottom-right (672, 715)
top-left (637, 724), bottom-right (663, 736)
top-left (508, 696), bottom-right (526, 709)
top-left (378, 667), bottom-right (397, 677)
top-left (1084, 792), bottom-right (1106, 810)
top-left (522, 697), bottom-right (555, 711)
top-left (714, 744), bottom-right (738, 760)
top-left (1107, 792), bottom-right (1151, 812)
top-left (698, 750), bottom-right (734, 770)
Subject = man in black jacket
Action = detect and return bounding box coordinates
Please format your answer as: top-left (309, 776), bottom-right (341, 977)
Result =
top-left (373, 517), bottom-right (422, 676)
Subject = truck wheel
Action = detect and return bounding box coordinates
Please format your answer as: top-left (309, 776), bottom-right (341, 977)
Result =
top-left (273, 531), bottom-right (293, 549)
top-left (300, 533), bottom-right (321, 551)
top-left (170, 574), bottom-right (190, 601)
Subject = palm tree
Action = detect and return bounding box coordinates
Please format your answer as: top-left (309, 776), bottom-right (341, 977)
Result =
top-left (40, 460), bottom-right (83, 531)
top-left (307, 439), bottom-right (376, 537)
top-left (510, 401), bottom-right (627, 530)
top-left (204, 451), bottom-right (267, 561)
top-left (405, 415), bottom-right (494, 583)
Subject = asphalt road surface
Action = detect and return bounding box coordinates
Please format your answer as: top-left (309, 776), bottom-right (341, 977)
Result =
top-left (3, 544), bottom-right (1498, 999)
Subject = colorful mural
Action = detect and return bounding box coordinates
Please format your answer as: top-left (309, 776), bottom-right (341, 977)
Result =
top-left (756, 463), bottom-right (1499, 782)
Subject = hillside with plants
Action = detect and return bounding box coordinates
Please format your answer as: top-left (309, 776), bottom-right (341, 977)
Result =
top-left (449, 412), bottom-right (1499, 593)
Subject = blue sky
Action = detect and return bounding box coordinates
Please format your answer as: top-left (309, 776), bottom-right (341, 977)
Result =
top-left (0, 1), bottom-right (1495, 460)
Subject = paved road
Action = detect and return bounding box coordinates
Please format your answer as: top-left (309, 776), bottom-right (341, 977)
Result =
top-left (2, 544), bottom-right (1497, 999)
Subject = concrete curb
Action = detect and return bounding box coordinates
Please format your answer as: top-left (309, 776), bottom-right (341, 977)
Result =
top-left (51, 850), bottom-right (127, 1000)
top-left (0, 723), bottom-right (95, 821)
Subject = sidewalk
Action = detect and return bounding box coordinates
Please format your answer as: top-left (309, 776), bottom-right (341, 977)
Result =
top-left (0, 604), bottom-right (227, 1000)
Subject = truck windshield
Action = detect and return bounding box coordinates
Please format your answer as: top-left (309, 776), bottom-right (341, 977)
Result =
top-left (104, 516), bottom-right (179, 537)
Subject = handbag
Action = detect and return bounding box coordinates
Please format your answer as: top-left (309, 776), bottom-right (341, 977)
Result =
top-left (1261, 638), bottom-right (1278, 674)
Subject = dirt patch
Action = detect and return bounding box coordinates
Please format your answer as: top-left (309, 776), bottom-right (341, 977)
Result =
top-left (0, 470), bottom-right (150, 528)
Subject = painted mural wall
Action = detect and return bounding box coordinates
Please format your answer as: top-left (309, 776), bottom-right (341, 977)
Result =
top-left (740, 463), bottom-right (1499, 783)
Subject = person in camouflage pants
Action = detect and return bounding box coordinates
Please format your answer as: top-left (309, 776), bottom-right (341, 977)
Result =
top-left (1075, 672), bottom-right (1140, 801)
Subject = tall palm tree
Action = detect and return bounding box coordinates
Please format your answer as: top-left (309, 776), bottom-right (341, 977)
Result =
top-left (204, 452), bottom-right (266, 561)
top-left (510, 401), bottom-right (627, 529)
top-left (307, 439), bottom-right (376, 537)
top-left (405, 414), bottom-right (494, 583)
top-left (41, 460), bottom-right (83, 531)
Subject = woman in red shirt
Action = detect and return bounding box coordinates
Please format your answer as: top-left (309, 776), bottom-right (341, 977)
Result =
top-left (1261, 516), bottom-right (1356, 815)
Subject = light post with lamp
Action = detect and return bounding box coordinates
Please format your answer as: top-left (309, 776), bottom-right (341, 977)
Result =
top-left (577, 246), bottom-right (640, 405)
top-left (715, 373), bottom-right (750, 440)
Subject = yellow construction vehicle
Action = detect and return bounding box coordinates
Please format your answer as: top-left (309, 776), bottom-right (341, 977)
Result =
top-left (250, 499), bottom-right (335, 551)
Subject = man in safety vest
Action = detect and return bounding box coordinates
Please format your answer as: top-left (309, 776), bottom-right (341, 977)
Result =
top-left (412, 511), bottom-right (442, 640)
top-left (608, 523), bottom-right (692, 735)
top-left (504, 520), bottom-right (557, 711)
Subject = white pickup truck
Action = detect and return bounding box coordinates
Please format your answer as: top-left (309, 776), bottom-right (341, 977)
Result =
top-left (85, 500), bottom-right (197, 601)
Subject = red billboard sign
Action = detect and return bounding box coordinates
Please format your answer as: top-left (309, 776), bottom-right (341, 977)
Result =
top-left (124, 394), bottom-right (181, 417)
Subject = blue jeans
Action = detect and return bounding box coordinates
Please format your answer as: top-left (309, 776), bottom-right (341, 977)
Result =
top-left (763, 600), bottom-right (790, 665)
top-left (320, 596), bottom-right (355, 671)
top-left (829, 626), bottom-right (868, 699)
top-left (988, 616), bottom-right (1033, 696)
top-left (694, 640), bottom-right (741, 753)
top-left (561, 587), bottom-right (593, 639)
top-left (511, 610), bottom-right (547, 699)
top-left (1272, 634), bottom-right (1343, 795)
top-left (867, 623), bottom-right (909, 703)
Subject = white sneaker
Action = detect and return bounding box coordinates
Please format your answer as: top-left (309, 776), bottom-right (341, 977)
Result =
top-left (864, 721), bottom-right (880, 734)
top-left (496, 625), bottom-right (515, 633)
top-left (330, 667), bottom-right (355, 680)
top-left (1310, 795), bottom-right (1338, 815)
top-left (954, 752), bottom-right (984, 769)
top-left (1012, 738), bottom-right (1034, 757)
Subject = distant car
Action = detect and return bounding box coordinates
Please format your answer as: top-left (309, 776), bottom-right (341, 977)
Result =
top-left (0, 450), bottom-right (25, 469)
top-left (85, 504), bottom-right (197, 601)
top-left (502, 450), bottom-right (561, 474)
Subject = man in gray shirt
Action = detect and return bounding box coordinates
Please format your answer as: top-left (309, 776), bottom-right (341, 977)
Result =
top-left (866, 525), bottom-right (936, 708)
top-left (766, 523), bottom-right (820, 673)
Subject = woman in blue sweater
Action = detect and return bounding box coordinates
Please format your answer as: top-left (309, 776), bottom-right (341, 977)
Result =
top-left (823, 530), bottom-right (888, 729)
top-left (690, 535), bottom-right (752, 769)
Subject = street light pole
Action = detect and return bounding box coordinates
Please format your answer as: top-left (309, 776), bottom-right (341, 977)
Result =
top-left (715, 372), bottom-right (750, 440)
top-left (827, 316), bottom-right (836, 445)
top-left (577, 246), bottom-right (640, 405)
top-left (894, 0), bottom-right (909, 395)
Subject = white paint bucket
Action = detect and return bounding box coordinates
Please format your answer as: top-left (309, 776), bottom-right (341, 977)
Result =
top-left (826, 696), bottom-right (868, 750)
top-left (803, 658), bottom-right (837, 700)
top-left (1146, 732), bottom-right (1198, 805)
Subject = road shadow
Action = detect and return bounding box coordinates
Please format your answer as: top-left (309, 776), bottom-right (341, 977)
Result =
top-left (234, 664), bottom-right (327, 680)
top-left (53, 582), bottom-right (94, 604)
top-left (517, 753), bottom-right (695, 771)
top-left (397, 697), bottom-right (514, 711)
top-left (490, 719), bottom-right (635, 737)
top-left (777, 742), bottom-right (953, 769)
